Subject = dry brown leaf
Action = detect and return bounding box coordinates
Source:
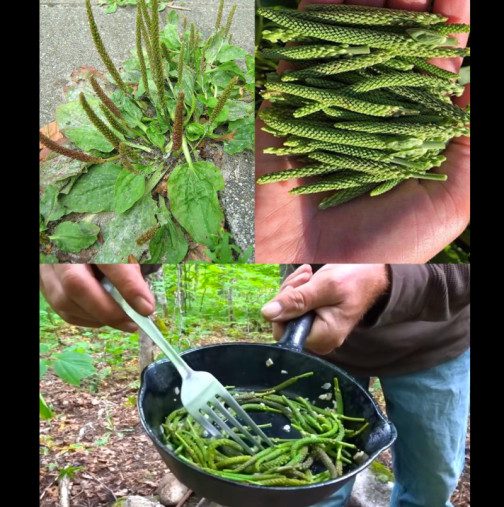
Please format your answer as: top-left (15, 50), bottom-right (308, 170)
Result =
top-left (213, 129), bottom-right (237, 142)
top-left (40, 122), bottom-right (64, 146)
top-left (185, 243), bottom-right (212, 262)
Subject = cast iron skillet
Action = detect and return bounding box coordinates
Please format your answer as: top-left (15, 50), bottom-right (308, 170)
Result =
top-left (138, 313), bottom-right (397, 507)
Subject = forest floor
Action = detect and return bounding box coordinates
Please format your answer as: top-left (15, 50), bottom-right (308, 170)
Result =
top-left (40, 323), bottom-right (470, 506)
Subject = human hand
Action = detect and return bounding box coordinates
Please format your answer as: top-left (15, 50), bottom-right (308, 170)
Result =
top-left (255, 0), bottom-right (470, 263)
top-left (40, 264), bottom-right (155, 332)
top-left (261, 263), bottom-right (389, 354)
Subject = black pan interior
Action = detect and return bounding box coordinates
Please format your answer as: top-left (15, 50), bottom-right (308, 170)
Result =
top-left (140, 342), bottom-right (394, 467)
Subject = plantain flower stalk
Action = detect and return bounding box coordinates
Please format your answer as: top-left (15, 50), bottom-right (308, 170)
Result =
top-left (79, 92), bottom-right (121, 149)
top-left (215, 0), bottom-right (224, 31)
top-left (89, 75), bottom-right (125, 121)
top-left (208, 75), bottom-right (238, 127)
top-left (85, 0), bottom-right (128, 93)
top-left (39, 132), bottom-right (105, 164)
top-left (136, 6), bottom-right (151, 98)
top-left (99, 103), bottom-right (130, 137)
top-left (149, 0), bottom-right (166, 109)
top-left (119, 143), bottom-right (142, 174)
top-left (223, 4), bottom-right (236, 39)
top-left (177, 39), bottom-right (185, 85)
top-left (171, 91), bottom-right (185, 153)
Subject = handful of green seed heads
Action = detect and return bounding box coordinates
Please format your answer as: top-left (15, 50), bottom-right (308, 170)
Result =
top-left (162, 372), bottom-right (369, 486)
top-left (257, 4), bottom-right (470, 209)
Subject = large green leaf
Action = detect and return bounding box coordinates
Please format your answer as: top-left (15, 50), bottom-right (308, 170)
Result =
top-left (60, 163), bottom-right (122, 213)
top-left (114, 169), bottom-right (146, 214)
top-left (226, 100), bottom-right (253, 121)
top-left (56, 96), bottom-right (120, 153)
top-left (40, 156), bottom-right (88, 194)
top-left (93, 194), bottom-right (158, 262)
top-left (52, 351), bottom-right (96, 387)
top-left (50, 221), bottom-right (100, 252)
top-left (110, 91), bottom-right (144, 128)
top-left (149, 218), bottom-right (188, 263)
top-left (205, 35), bottom-right (224, 65)
top-left (40, 185), bottom-right (68, 224)
top-left (168, 161), bottom-right (224, 248)
top-left (216, 44), bottom-right (248, 63)
top-left (223, 118), bottom-right (254, 154)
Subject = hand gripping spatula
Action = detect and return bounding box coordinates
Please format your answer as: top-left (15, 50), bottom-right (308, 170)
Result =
top-left (102, 278), bottom-right (273, 454)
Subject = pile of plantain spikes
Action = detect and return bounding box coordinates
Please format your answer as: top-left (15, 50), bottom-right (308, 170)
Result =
top-left (257, 4), bottom-right (470, 210)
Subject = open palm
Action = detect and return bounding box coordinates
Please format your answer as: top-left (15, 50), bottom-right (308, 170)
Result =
top-left (255, 0), bottom-right (470, 263)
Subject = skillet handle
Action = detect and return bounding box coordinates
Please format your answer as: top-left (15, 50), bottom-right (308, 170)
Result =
top-left (277, 311), bottom-right (315, 352)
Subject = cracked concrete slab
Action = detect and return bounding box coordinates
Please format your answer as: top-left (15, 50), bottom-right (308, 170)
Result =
top-left (40, 0), bottom-right (255, 261)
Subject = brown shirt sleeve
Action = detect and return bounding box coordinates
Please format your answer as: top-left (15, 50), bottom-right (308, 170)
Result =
top-left (323, 264), bottom-right (470, 378)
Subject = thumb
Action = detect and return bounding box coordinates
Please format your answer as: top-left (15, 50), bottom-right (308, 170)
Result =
top-left (261, 276), bottom-right (338, 322)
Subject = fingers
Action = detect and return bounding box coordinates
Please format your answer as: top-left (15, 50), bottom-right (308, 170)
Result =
top-left (40, 264), bottom-right (155, 332)
top-left (347, 1), bottom-right (386, 6)
top-left (280, 264), bottom-right (313, 292)
top-left (433, 0), bottom-right (470, 24)
top-left (386, 0), bottom-right (430, 10)
top-left (98, 264), bottom-right (155, 315)
top-left (299, 0), bottom-right (344, 9)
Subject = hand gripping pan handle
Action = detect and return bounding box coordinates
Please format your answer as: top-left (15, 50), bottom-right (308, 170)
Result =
top-left (277, 311), bottom-right (316, 352)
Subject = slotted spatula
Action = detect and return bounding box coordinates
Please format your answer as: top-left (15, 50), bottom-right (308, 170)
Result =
top-left (102, 278), bottom-right (273, 454)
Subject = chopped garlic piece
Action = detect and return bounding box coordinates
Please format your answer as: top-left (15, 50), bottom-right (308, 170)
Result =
top-left (174, 387), bottom-right (180, 395)
top-left (318, 393), bottom-right (333, 401)
top-left (281, 370), bottom-right (288, 374)
top-left (282, 424), bottom-right (291, 432)
top-left (265, 358), bottom-right (274, 367)
top-left (321, 382), bottom-right (331, 390)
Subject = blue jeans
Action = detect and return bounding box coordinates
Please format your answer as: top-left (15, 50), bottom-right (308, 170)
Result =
top-left (312, 349), bottom-right (470, 507)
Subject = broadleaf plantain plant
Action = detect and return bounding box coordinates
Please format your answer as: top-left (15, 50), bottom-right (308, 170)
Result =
top-left (40, 0), bottom-right (254, 263)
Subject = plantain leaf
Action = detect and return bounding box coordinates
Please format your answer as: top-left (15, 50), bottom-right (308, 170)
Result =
top-left (113, 169), bottom-right (146, 214)
top-left (50, 221), bottom-right (100, 252)
top-left (168, 161), bottom-right (224, 248)
top-left (60, 163), bottom-right (122, 213)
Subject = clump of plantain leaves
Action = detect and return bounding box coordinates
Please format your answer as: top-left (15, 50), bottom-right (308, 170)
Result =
top-left (40, 0), bottom-right (254, 264)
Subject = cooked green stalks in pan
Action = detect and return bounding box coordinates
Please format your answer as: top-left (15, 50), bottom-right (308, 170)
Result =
top-left (162, 372), bottom-right (369, 486)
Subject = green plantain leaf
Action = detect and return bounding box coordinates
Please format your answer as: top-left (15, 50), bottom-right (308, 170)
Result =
top-left (40, 185), bottom-right (68, 224)
top-left (114, 169), bottom-right (146, 214)
top-left (149, 219), bottom-right (188, 263)
top-left (50, 221), bottom-right (100, 252)
top-left (56, 96), bottom-right (121, 152)
top-left (223, 118), bottom-right (254, 154)
top-left (168, 161), bottom-right (224, 248)
top-left (60, 163), bottom-right (122, 213)
top-left (216, 44), bottom-right (248, 63)
top-left (93, 194), bottom-right (158, 262)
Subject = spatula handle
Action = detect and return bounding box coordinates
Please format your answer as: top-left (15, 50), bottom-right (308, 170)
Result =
top-left (102, 278), bottom-right (193, 379)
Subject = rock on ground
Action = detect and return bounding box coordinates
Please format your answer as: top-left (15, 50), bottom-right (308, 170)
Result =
top-left (157, 471), bottom-right (190, 506)
top-left (115, 496), bottom-right (164, 507)
top-left (347, 468), bottom-right (393, 507)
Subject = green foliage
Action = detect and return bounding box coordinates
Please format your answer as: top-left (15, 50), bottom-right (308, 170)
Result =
top-left (161, 264), bottom-right (282, 348)
top-left (49, 221), bottom-right (100, 252)
top-left (58, 466), bottom-right (84, 480)
top-left (41, 1), bottom-right (253, 262)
